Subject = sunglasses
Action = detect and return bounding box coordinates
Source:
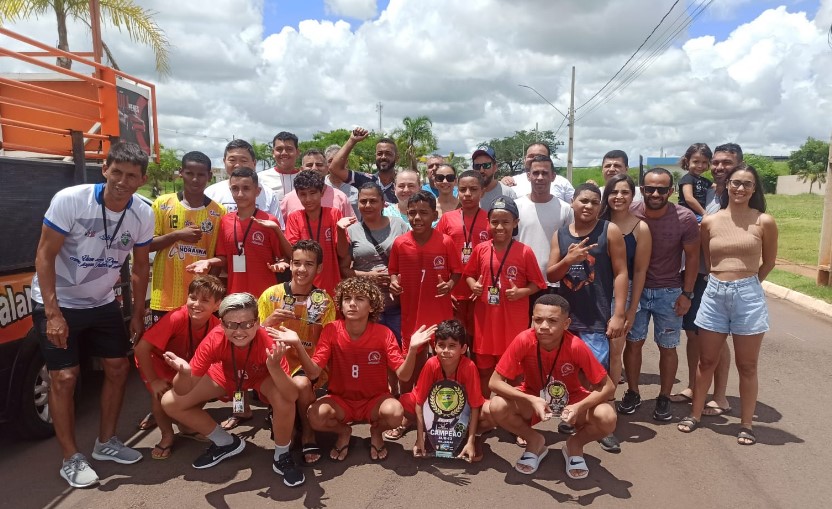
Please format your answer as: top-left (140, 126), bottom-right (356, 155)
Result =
top-left (642, 186), bottom-right (672, 195)
top-left (222, 319), bottom-right (258, 330)
top-left (435, 174), bottom-right (456, 183)
top-left (728, 179), bottom-right (755, 190)
top-left (473, 162), bottom-right (493, 170)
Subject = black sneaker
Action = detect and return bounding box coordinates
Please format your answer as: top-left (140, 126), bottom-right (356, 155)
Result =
top-left (598, 433), bottom-right (621, 453)
top-left (653, 395), bottom-right (673, 421)
top-left (616, 389), bottom-right (642, 414)
top-left (273, 451), bottom-right (305, 487)
top-left (192, 435), bottom-right (245, 469)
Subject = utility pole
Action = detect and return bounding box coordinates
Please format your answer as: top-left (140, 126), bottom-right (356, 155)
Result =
top-left (567, 66), bottom-right (575, 183)
top-left (817, 131), bottom-right (832, 285)
top-left (375, 102), bottom-right (383, 133)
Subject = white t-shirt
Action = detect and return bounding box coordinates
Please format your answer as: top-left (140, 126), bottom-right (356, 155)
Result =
top-left (515, 195), bottom-right (574, 286)
top-left (31, 183), bottom-right (154, 309)
top-left (510, 173), bottom-right (575, 203)
top-left (204, 179), bottom-right (282, 224)
top-left (258, 167), bottom-right (299, 203)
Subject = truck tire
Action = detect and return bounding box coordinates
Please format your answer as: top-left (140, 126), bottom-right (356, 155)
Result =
top-left (13, 351), bottom-right (55, 439)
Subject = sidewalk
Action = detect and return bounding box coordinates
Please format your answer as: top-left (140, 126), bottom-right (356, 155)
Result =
top-left (763, 281), bottom-right (832, 320)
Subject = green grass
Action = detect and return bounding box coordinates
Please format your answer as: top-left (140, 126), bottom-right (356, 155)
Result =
top-left (767, 268), bottom-right (832, 304)
top-left (137, 181), bottom-right (181, 199)
top-left (766, 194), bottom-right (823, 266)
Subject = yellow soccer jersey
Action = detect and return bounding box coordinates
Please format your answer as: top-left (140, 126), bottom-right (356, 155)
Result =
top-left (258, 282), bottom-right (336, 384)
top-left (150, 193), bottom-right (225, 311)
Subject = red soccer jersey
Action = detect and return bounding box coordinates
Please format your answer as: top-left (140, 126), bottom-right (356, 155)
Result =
top-left (388, 229), bottom-right (463, 349)
top-left (412, 355), bottom-right (485, 409)
top-left (190, 325), bottom-right (289, 389)
top-left (311, 321), bottom-right (404, 401)
top-left (138, 305), bottom-right (220, 380)
top-left (436, 208), bottom-right (492, 299)
top-left (462, 240), bottom-right (546, 356)
top-left (284, 207), bottom-right (343, 296)
top-left (216, 210), bottom-right (283, 296)
top-left (495, 328), bottom-right (607, 404)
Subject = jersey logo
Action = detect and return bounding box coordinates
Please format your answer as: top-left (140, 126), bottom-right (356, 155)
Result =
top-left (169, 244), bottom-right (208, 260)
top-left (433, 256), bottom-right (446, 270)
top-left (251, 231), bottom-right (265, 246)
top-left (367, 351), bottom-right (381, 365)
top-left (561, 362), bottom-right (575, 377)
top-left (209, 209), bottom-right (222, 217)
top-left (479, 231), bottom-right (490, 241)
top-left (325, 227), bottom-right (332, 242)
top-left (159, 204), bottom-right (173, 211)
top-left (119, 231), bottom-right (133, 247)
top-left (506, 266), bottom-right (518, 279)
top-left (84, 229), bottom-right (96, 238)
top-left (200, 219), bottom-right (214, 233)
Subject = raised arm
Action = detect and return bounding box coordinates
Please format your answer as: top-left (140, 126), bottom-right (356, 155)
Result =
top-left (329, 127), bottom-right (369, 183)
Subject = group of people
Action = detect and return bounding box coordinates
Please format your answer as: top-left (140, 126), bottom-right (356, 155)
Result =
top-left (30, 129), bottom-right (777, 491)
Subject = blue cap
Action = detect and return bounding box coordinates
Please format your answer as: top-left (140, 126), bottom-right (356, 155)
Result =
top-left (472, 146), bottom-right (496, 161)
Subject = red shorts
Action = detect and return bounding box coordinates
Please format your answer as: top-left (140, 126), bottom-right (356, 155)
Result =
top-left (136, 357), bottom-right (176, 393)
top-left (399, 391), bottom-right (417, 416)
top-left (322, 393), bottom-right (392, 424)
top-left (207, 365), bottom-right (267, 402)
top-left (474, 353), bottom-right (500, 370)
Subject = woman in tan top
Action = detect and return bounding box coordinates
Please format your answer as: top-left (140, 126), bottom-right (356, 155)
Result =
top-left (677, 164), bottom-right (778, 445)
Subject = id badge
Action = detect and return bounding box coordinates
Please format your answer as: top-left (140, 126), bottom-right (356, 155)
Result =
top-left (232, 391), bottom-right (245, 414)
top-left (461, 243), bottom-right (473, 264)
top-left (232, 254), bottom-right (246, 273)
top-left (487, 286), bottom-right (500, 305)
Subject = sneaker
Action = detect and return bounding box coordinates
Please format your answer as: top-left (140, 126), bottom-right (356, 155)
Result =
top-left (653, 395), bottom-right (673, 421)
top-left (557, 421), bottom-right (576, 435)
top-left (616, 389), bottom-right (642, 415)
top-left (598, 434), bottom-right (621, 453)
top-left (92, 437), bottom-right (143, 464)
top-left (60, 453), bottom-right (99, 488)
top-left (192, 435), bottom-right (246, 469)
top-left (273, 451), bottom-right (305, 487)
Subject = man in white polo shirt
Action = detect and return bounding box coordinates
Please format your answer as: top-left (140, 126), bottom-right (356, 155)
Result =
top-left (502, 143), bottom-right (574, 203)
top-left (31, 142), bottom-right (154, 488)
top-left (257, 131), bottom-right (301, 202)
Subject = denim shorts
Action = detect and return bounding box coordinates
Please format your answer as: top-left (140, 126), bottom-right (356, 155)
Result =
top-left (628, 287), bottom-right (682, 348)
top-left (573, 330), bottom-right (610, 371)
top-left (379, 304), bottom-right (402, 347)
top-left (694, 275), bottom-right (769, 335)
top-left (610, 281), bottom-right (640, 318)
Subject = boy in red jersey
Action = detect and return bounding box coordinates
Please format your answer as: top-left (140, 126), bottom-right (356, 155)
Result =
top-left (134, 275), bottom-right (225, 459)
top-left (399, 319), bottom-right (494, 462)
top-left (274, 277), bottom-right (435, 461)
top-left (186, 167), bottom-right (291, 297)
top-left (284, 170), bottom-right (353, 296)
top-left (435, 171), bottom-right (490, 342)
top-left (258, 240), bottom-right (336, 465)
top-left (489, 294), bottom-right (616, 479)
top-left (465, 197), bottom-right (546, 398)
top-left (161, 293), bottom-right (304, 488)
top-left (389, 191), bottom-right (462, 391)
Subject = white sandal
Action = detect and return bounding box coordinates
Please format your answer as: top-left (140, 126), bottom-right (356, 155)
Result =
top-left (561, 445), bottom-right (589, 479)
top-left (515, 448), bottom-right (548, 475)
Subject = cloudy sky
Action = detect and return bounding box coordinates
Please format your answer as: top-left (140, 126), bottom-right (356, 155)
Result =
top-left (2, 0), bottom-right (831, 167)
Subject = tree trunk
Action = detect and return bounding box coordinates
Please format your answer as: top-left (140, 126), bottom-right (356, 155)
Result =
top-left (101, 40), bottom-right (121, 70)
top-left (54, 0), bottom-right (72, 69)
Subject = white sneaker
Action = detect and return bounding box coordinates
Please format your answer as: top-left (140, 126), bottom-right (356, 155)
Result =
top-left (60, 453), bottom-right (99, 488)
top-left (92, 436), bottom-right (143, 464)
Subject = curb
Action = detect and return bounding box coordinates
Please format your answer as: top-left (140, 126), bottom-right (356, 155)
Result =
top-left (762, 281), bottom-right (832, 319)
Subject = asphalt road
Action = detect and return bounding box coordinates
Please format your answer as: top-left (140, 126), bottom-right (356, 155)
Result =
top-left (1, 295), bottom-right (829, 509)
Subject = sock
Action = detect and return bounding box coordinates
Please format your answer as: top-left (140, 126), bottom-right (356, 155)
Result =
top-left (207, 425), bottom-right (234, 447)
top-left (273, 442), bottom-right (291, 460)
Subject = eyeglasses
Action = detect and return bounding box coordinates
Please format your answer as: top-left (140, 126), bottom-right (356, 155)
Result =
top-left (728, 179), bottom-right (755, 190)
top-left (222, 319), bottom-right (258, 330)
top-left (473, 162), bottom-right (493, 170)
top-left (435, 174), bottom-right (456, 183)
top-left (642, 186), bottom-right (672, 195)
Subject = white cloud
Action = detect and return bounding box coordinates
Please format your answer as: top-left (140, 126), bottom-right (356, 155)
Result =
top-left (1, 0), bottom-right (829, 168)
top-left (324, 0), bottom-right (378, 20)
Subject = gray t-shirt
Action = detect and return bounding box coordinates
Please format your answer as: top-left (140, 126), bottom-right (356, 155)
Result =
top-left (326, 176), bottom-right (361, 220)
top-left (348, 217), bottom-right (410, 308)
top-left (480, 182), bottom-right (517, 210)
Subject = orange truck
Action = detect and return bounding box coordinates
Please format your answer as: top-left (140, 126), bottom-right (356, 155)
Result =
top-left (0, 26), bottom-right (158, 437)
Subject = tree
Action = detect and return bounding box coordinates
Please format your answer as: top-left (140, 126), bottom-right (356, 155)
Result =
top-left (795, 161), bottom-right (827, 194)
top-left (744, 154), bottom-right (778, 194)
top-left (478, 129), bottom-right (562, 178)
top-left (788, 137), bottom-right (830, 194)
top-left (250, 139), bottom-right (274, 171)
top-left (0, 0), bottom-right (170, 75)
top-left (392, 116), bottom-right (438, 171)
top-left (146, 145), bottom-right (180, 194)
top-left (446, 151), bottom-right (469, 171)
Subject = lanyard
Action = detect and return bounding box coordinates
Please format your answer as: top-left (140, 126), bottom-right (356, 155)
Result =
top-left (440, 363), bottom-right (460, 382)
top-left (461, 209), bottom-right (480, 247)
top-left (230, 342), bottom-right (254, 393)
top-left (536, 340), bottom-right (563, 389)
top-left (101, 200), bottom-right (128, 250)
top-left (489, 240), bottom-right (514, 288)
top-left (234, 211), bottom-right (257, 256)
top-left (305, 212), bottom-right (324, 242)
top-left (186, 318), bottom-right (210, 359)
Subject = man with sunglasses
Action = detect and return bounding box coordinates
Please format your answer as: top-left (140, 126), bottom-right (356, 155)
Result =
top-left (474, 146), bottom-right (517, 209)
top-left (619, 168), bottom-right (699, 422)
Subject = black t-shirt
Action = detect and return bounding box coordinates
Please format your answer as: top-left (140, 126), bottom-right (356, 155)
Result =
top-left (678, 173), bottom-right (711, 211)
top-left (348, 170), bottom-right (397, 204)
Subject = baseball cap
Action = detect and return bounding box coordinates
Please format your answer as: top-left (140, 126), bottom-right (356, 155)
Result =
top-left (489, 196), bottom-right (520, 236)
top-left (472, 146), bottom-right (496, 161)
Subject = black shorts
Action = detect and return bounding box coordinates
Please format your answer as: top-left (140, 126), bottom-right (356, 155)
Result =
top-left (33, 301), bottom-right (130, 370)
top-left (149, 309), bottom-right (169, 328)
top-left (682, 272), bottom-right (709, 332)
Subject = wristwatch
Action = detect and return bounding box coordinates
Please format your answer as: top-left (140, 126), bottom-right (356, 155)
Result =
top-left (681, 291), bottom-right (695, 300)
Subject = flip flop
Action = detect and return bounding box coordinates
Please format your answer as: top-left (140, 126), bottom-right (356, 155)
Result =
top-left (561, 445), bottom-right (589, 479)
top-left (677, 416), bottom-right (700, 433)
top-left (515, 435), bottom-right (527, 447)
top-left (370, 443), bottom-right (388, 461)
top-left (668, 393), bottom-right (693, 404)
top-left (330, 444), bottom-right (349, 461)
top-left (515, 448), bottom-right (549, 475)
top-left (301, 443), bottom-right (322, 466)
top-left (220, 414), bottom-right (253, 431)
top-left (382, 425), bottom-right (410, 441)
top-left (138, 412), bottom-right (157, 431)
top-left (702, 403), bottom-right (732, 417)
top-left (177, 431), bottom-right (210, 442)
top-left (737, 428), bottom-right (757, 446)
top-left (151, 443), bottom-right (172, 460)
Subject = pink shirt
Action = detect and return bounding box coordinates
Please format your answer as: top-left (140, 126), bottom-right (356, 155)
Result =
top-left (280, 186), bottom-right (354, 220)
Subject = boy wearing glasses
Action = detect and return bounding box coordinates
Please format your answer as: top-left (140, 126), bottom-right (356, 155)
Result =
top-left (473, 146), bottom-right (516, 209)
top-left (161, 293), bottom-right (304, 487)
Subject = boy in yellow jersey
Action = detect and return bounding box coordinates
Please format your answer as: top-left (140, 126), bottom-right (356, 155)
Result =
top-left (149, 151), bottom-right (225, 323)
top-left (258, 240), bottom-right (336, 465)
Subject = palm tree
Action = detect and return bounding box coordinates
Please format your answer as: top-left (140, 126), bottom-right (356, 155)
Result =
top-left (392, 116), bottom-right (438, 171)
top-left (250, 139), bottom-right (275, 171)
top-left (0, 0), bottom-right (170, 76)
top-left (796, 162), bottom-right (827, 194)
